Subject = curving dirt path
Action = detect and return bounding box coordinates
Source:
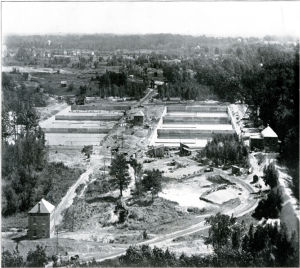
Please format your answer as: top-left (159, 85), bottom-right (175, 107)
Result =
top-left (95, 174), bottom-right (259, 262)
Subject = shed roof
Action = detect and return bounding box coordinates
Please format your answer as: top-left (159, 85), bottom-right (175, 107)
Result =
top-left (29, 198), bottom-right (55, 214)
top-left (154, 81), bottom-right (164, 86)
top-left (261, 125), bottom-right (278, 138)
top-left (134, 111), bottom-right (144, 117)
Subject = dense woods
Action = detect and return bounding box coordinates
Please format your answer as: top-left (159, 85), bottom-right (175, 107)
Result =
top-left (1, 71), bottom-right (84, 216)
top-left (96, 71), bottom-right (147, 99)
top-left (96, 213), bottom-right (298, 267)
top-left (199, 133), bottom-right (248, 166)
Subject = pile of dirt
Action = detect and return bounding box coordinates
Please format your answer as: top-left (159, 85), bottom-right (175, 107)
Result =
top-left (1, 238), bottom-right (118, 261)
top-left (134, 129), bottom-right (148, 138)
top-left (121, 197), bottom-right (187, 233)
top-left (59, 198), bottom-right (116, 231)
top-left (85, 178), bottom-right (118, 199)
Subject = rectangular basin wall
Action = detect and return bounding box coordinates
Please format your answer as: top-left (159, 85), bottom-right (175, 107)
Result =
top-left (157, 129), bottom-right (235, 139)
top-left (71, 105), bottom-right (130, 111)
top-left (167, 106), bottom-right (228, 113)
top-left (43, 128), bottom-right (111, 134)
top-left (163, 117), bottom-right (229, 124)
top-left (55, 114), bottom-right (122, 121)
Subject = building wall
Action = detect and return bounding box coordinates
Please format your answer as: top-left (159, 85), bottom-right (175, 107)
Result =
top-left (28, 211), bottom-right (55, 239)
top-left (134, 116), bottom-right (143, 124)
top-left (263, 137), bottom-right (278, 152)
top-left (250, 138), bottom-right (264, 150)
top-left (154, 147), bottom-right (164, 157)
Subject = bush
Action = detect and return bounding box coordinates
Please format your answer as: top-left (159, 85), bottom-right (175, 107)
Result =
top-left (85, 178), bottom-right (117, 198)
top-left (263, 163), bottom-right (278, 188)
top-left (67, 82), bottom-right (74, 92)
top-left (252, 188), bottom-right (283, 220)
top-left (75, 183), bottom-right (85, 195)
top-left (199, 133), bottom-right (248, 165)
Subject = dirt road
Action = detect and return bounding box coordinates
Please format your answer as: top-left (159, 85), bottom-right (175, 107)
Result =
top-left (95, 174), bottom-right (259, 262)
top-left (54, 167), bottom-right (93, 225)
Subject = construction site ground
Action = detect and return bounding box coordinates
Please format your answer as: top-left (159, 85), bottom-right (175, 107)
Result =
top-left (3, 100), bottom-right (286, 263)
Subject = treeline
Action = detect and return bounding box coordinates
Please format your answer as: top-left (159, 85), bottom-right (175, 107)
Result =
top-left (1, 72), bottom-right (84, 216)
top-left (2, 245), bottom-right (48, 268)
top-left (252, 163), bottom-right (284, 220)
top-left (95, 215), bottom-right (298, 267)
top-left (96, 71), bottom-right (147, 99)
top-left (2, 215), bottom-right (298, 267)
top-left (2, 72), bottom-right (44, 140)
top-left (1, 130), bottom-right (83, 216)
top-left (198, 133), bottom-right (248, 166)
top-left (4, 34), bottom-right (264, 51)
top-left (164, 43), bottom-right (299, 197)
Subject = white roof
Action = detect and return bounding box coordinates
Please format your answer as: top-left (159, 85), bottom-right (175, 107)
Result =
top-left (29, 198), bottom-right (55, 214)
top-left (154, 81), bottom-right (164, 86)
top-left (261, 125), bottom-right (278, 138)
top-left (134, 111), bottom-right (144, 116)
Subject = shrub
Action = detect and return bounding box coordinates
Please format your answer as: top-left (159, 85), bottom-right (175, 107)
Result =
top-left (263, 163), bottom-right (278, 188)
top-left (198, 133), bottom-right (248, 165)
top-left (252, 188), bottom-right (283, 220)
top-left (75, 183), bottom-right (85, 195)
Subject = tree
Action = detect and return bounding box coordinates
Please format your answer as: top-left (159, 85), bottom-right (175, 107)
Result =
top-left (26, 245), bottom-right (48, 267)
top-left (142, 169), bottom-right (163, 201)
top-left (204, 213), bottom-right (237, 249)
top-left (263, 163), bottom-right (278, 188)
top-left (2, 106), bottom-right (12, 141)
top-left (61, 205), bottom-right (76, 231)
top-left (109, 153), bottom-right (131, 196)
top-left (252, 188), bottom-right (283, 220)
top-left (67, 82), bottom-right (74, 92)
top-left (130, 158), bottom-right (144, 198)
top-left (81, 145), bottom-right (93, 158)
top-left (1, 246), bottom-right (24, 267)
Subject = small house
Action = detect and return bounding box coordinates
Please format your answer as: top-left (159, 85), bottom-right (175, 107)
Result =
top-left (249, 125), bottom-right (279, 152)
top-left (134, 111), bottom-right (144, 124)
top-left (61, 81), bottom-right (67, 87)
top-left (261, 125), bottom-right (278, 152)
top-left (180, 142), bottom-right (199, 156)
top-left (28, 199), bottom-right (55, 240)
top-left (232, 165), bottom-right (240, 174)
top-left (148, 145), bottom-right (165, 157)
top-left (154, 81), bottom-right (164, 89)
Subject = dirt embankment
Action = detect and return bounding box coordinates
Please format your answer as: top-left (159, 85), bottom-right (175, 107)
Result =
top-left (36, 97), bottom-right (69, 122)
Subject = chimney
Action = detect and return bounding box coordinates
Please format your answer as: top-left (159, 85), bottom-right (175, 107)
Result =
top-left (38, 202), bottom-right (41, 213)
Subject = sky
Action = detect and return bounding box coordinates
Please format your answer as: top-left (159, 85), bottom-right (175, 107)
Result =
top-left (2, 1), bottom-right (300, 38)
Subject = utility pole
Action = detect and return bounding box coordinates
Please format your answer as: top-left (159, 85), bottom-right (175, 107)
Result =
top-left (54, 207), bottom-right (58, 256)
top-left (56, 226), bottom-right (58, 255)
top-left (103, 160), bottom-right (106, 179)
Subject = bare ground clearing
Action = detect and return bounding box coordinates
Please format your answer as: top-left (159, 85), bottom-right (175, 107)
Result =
top-left (2, 103), bottom-right (262, 262)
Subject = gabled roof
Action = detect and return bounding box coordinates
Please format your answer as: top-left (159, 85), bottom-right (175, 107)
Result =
top-left (134, 111), bottom-right (144, 117)
top-left (261, 125), bottom-right (278, 138)
top-left (29, 199), bottom-right (55, 214)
